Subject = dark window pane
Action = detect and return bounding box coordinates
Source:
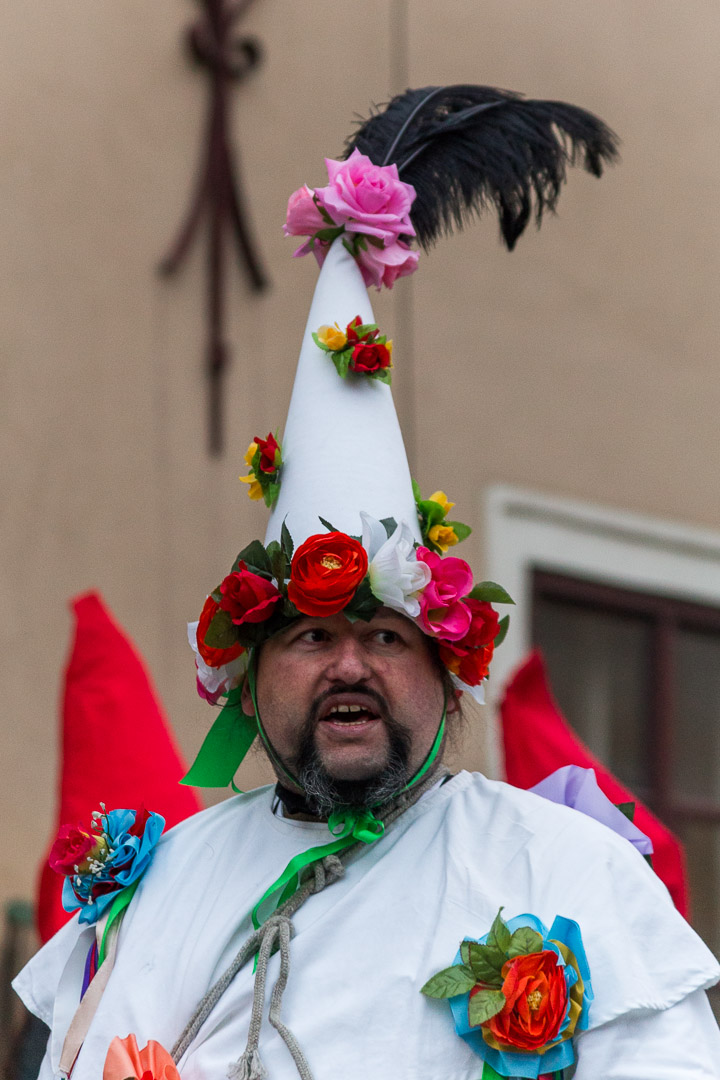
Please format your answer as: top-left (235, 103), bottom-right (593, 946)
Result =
top-left (673, 627), bottom-right (720, 803)
top-left (533, 598), bottom-right (653, 799)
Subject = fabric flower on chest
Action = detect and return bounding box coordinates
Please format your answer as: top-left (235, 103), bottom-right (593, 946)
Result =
top-left (104, 1034), bottom-right (179, 1080)
top-left (421, 908), bottom-right (593, 1079)
top-left (49, 804), bottom-right (165, 925)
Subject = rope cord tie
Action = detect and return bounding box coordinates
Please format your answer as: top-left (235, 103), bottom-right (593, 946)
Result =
top-left (171, 770), bottom-right (446, 1078)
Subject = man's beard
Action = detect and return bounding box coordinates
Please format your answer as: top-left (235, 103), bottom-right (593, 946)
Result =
top-left (289, 685), bottom-right (413, 817)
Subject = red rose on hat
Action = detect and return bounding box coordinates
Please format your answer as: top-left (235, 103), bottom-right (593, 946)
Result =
top-left (197, 595), bottom-right (246, 668)
top-left (351, 341), bottom-right (392, 375)
top-left (254, 432), bottom-right (280, 474)
top-left (288, 532), bottom-right (368, 616)
top-left (480, 949), bottom-right (568, 1051)
top-left (345, 315), bottom-right (378, 345)
top-left (438, 598), bottom-right (499, 686)
top-left (219, 564), bottom-right (282, 626)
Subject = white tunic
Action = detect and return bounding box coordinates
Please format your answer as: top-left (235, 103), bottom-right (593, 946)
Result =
top-left (14, 772), bottom-right (720, 1079)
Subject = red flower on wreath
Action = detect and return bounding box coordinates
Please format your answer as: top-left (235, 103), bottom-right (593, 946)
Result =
top-left (479, 950), bottom-right (568, 1052)
top-left (351, 340), bottom-right (392, 374)
top-left (254, 432), bottom-right (280, 474)
top-left (197, 595), bottom-right (245, 668)
top-left (438, 598), bottom-right (499, 686)
top-left (288, 532), bottom-right (368, 616)
top-left (346, 315), bottom-right (378, 345)
top-left (219, 564), bottom-right (282, 626)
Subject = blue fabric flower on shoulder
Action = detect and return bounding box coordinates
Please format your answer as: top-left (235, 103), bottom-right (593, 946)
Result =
top-left (49, 803), bottom-right (165, 925)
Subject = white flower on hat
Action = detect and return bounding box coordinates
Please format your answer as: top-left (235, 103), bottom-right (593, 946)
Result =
top-left (449, 671), bottom-right (486, 705)
top-left (361, 512), bottom-right (431, 618)
top-left (187, 621), bottom-right (247, 701)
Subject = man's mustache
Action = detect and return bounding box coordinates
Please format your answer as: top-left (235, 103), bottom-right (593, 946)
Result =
top-left (308, 683), bottom-right (391, 725)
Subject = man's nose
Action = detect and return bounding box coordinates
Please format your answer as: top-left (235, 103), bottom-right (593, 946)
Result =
top-left (323, 635), bottom-right (372, 683)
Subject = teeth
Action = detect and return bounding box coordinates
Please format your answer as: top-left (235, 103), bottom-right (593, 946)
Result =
top-left (335, 704), bottom-right (363, 713)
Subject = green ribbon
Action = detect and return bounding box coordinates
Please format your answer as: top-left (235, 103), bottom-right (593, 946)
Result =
top-left (98, 879), bottom-right (139, 966)
top-left (184, 648), bottom-right (448, 932)
top-left (180, 685), bottom-right (258, 792)
top-left (250, 806), bottom-right (384, 930)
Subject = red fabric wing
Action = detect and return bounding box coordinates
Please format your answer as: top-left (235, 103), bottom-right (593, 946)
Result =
top-left (500, 650), bottom-right (689, 916)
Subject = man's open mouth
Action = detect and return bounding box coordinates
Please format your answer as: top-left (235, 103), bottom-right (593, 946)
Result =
top-left (318, 697), bottom-right (383, 727)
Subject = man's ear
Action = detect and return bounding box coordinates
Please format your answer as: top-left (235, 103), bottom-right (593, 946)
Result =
top-left (240, 674), bottom-right (254, 716)
top-left (445, 689), bottom-right (462, 717)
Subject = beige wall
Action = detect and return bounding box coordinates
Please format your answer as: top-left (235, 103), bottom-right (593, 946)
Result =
top-left (2, 1), bottom-right (718, 910)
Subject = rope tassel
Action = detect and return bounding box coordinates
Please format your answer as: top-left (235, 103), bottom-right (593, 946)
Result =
top-left (227, 1048), bottom-right (267, 1079)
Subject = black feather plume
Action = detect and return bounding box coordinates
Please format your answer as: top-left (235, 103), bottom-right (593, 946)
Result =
top-left (343, 85), bottom-right (619, 251)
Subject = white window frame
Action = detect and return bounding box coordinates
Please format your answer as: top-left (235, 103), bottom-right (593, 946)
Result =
top-left (481, 485), bottom-right (720, 778)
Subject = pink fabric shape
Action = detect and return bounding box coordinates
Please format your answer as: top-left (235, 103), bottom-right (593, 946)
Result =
top-left (416, 547), bottom-right (473, 641)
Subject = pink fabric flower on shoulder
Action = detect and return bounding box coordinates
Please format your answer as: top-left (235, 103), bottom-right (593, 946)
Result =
top-left (314, 150), bottom-right (416, 243)
top-left (416, 547), bottom-right (473, 641)
top-left (104, 1034), bottom-right (179, 1080)
top-left (283, 184), bottom-right (330, 266)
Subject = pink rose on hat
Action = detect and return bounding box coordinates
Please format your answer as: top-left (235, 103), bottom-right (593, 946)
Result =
top-left (416, 547), bottom-right (474, 641)
top-left (314, 150), bottom-right (415, 243)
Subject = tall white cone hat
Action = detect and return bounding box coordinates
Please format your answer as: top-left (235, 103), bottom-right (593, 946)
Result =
top-left (265, 239), bottom-right (420, 548)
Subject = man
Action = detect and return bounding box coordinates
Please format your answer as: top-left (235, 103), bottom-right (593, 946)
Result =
top-left (15, 86), bottom-right (720, 1078)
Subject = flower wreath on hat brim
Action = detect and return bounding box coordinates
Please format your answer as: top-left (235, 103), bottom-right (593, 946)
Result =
top-left (190, 512), bottom-right (512, 708)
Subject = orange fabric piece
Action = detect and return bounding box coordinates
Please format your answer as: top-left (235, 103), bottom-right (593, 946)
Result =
top-left (103, 1033), bottom-right (179, 1080)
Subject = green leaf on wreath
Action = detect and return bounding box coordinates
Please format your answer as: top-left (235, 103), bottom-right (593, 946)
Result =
top-left (469, 581), bottom-right (515, 605)
top-left (380, 517), bottom-right (398, 538)
top-left (411, 478), bottom-right (422, 502)
top-left (487, 908), bottom-right (511, 956)
top-left (280, 521), bottom-right (294, 561)
top-left (460, 940), bottom-right (471, 965)
top-left (507, 926), bottom-right (543, 959)
top-left (233, 540), bottom-right (271, 577)
top-left (467, 988), bottom-right (506, 1027)
top-left (448, 521), bottom-right (472, 542)
top-left (373, 369), bottom-right (392, 386)
top-left (494, 614), bottom-right (509, 647)
top-left (420, 964), bottom-right (477, 999)
top-left (203, 608), bottom-right (240, 650)
top-left (318, 516), bottom-right (339, 534)
top-left (264, 481), bottom-right (280, 509)
top-left (467, 943), bottom-right (504, 985)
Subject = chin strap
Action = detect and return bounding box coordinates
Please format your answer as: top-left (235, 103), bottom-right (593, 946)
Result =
top-left (183, 648), bottom-right (447, 927)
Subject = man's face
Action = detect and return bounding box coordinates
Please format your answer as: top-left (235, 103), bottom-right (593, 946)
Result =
top-left (242, 608), bottom-right (452, 811)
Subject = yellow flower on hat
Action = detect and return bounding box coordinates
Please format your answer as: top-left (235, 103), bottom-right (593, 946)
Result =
top-left (317, 323), bottom-right (347, 350)
top-left (239, 441), bottom-right (262, 500)
top-left (240, 475), bottom-right (264, 501)
top-left (428, 523), bottom-right (459, 553)
top-left (429, 490), bottom-right (455, 516)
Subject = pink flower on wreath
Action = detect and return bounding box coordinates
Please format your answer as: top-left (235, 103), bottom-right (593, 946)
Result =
top-left (416, 547), bottom-right (473, 641)
top-left (314, 150), bottom-right (416, 244)
top-left (356, 238), bottom-right (420, 290)
top-left (283, 184), bottom-right (330, 266)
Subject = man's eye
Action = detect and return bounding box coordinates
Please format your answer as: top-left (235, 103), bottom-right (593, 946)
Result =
top-left (300, 628), bottom-right (329, 643)
top-left (374, 629), bottom-right (399, 645)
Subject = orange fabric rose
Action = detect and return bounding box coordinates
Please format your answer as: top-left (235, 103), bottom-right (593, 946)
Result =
top-left (197, 595), bottom-right (245, 669)
top-left (288, 532), bottom-right (368, 616)
top-left (481, 949), bottom-right (568, 1052)
top-left (103, 1034), bottom-right (179, 1080)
